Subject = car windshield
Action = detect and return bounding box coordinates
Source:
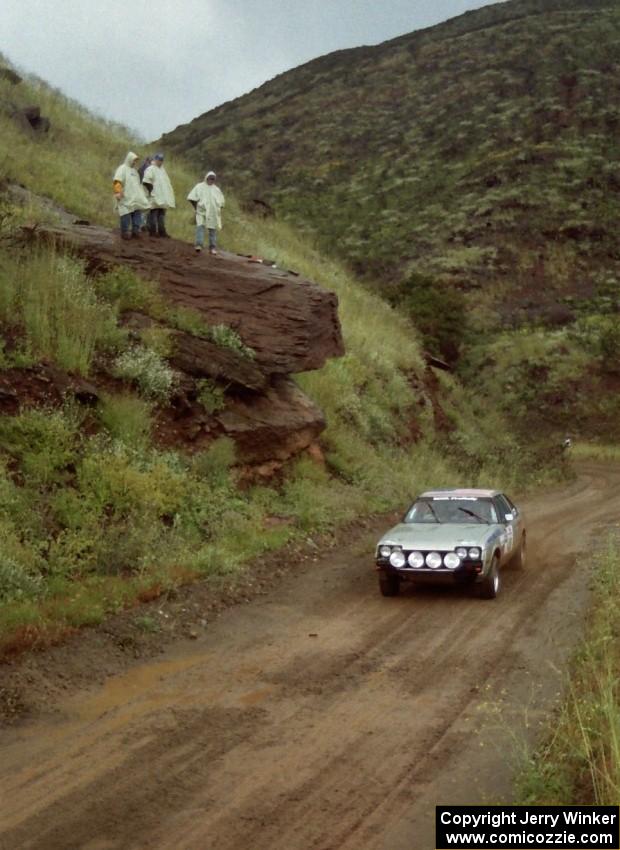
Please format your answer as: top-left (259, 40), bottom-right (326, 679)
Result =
top-left (404, 498), bottom-right (497, 524)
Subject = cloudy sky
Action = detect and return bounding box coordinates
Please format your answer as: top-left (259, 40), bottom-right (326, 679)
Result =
top-left (3, 0), bottom-right (503, 141)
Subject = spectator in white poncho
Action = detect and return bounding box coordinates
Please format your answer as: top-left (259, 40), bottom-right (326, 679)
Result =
top-left (142, 153), bottom-right (175, 237)
top-left (187, 171), bottom-right (225, 254)
top-left (113, 151), bottom-right (150, 239)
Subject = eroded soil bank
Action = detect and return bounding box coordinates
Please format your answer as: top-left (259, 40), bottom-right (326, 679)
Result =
top-left (0, 461), bottom-right (617, 850)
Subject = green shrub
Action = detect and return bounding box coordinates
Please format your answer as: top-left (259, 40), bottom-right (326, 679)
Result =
top-left (191, 437), bottom-right (237, 483)
top-left (139, 326), bottom-right (173, 358)
top-left (196, 378), bottom-right (227, 414)
top-left (98, 393), bottom-right (152, 449)
top-left (0, 405), bottom-right (81, 486)
top-left (113, 347), bottom-right (176, 400)
top-left (209, 324), bottom-right (255, 359)
top-left (76, 444), bottom-right (186, 520)
top-left (0, 555), bottom-right (43, 603)
top-left (571, 315), bottom-right (620, 372)
top-left (390, 271), bottom-right (468, 363)
top-left (93, 266), bottom-right (161, 313)
top-left (168, 306), bottom-right (211, 336)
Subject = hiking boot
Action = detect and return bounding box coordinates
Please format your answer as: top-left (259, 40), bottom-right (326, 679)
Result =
top-left (209, 248), bottom-right (217, 255)
top-left (194, 246), bottom-right (202, 253)
top-left (121, 233), bottom-right (132, 241)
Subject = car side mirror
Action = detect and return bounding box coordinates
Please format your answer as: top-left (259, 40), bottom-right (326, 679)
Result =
top-left (504, 513), bottom-right (514, 522)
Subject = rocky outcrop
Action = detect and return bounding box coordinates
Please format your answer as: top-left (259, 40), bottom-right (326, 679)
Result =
top-left (28, 223), bottom-right (343, 374)
top-left (22, 222), bottom-right (344, 470)
top-left (16, 106), bottom-right (51, 134)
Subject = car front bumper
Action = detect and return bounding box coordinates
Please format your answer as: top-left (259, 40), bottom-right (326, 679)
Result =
top-left (376, 559), bottom-right (485, 584)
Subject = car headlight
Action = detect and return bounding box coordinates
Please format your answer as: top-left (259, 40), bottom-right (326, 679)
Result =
top-left (456, 547), bottom-right (468, 559)
top-left (389, 549), bottom-right (406, 568)
top-left (379, 545), bottom-right (392, 559)
top-left (468, 547), bottom-right (481, 559)
top-left (426, 551), bottom-right (442, 569)
top-left (408, 551), bottom-right (425, 568)
top-left (444, 552), bottom-right (461, 569)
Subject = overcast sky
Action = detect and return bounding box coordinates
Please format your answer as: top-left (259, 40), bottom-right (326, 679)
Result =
top-left (3, 0), bottom-right (504, 141)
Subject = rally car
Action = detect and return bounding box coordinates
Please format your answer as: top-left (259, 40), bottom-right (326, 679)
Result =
top-left (375, 488), bottom-right (526, 599)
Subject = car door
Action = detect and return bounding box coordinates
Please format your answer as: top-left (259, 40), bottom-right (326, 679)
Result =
top-left (504, 493), bottom-right (524, 551)
top-left (494, 494), bottom-right (518, 561)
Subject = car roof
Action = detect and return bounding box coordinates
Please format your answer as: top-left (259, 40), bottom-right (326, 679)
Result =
top-left (418, 488), bottom-right (500, 499)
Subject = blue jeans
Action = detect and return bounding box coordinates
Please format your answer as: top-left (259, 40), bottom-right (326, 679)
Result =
top-left (148, 208), bottom-right (167, 235)
top-left (120, 210), bottom-right (143, 236)
top-left (195, 225), bottom-right (217, 249)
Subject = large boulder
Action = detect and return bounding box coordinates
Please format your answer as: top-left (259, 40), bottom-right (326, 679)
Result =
top-left (28, 223), bottom-right (344, 375)
top-left (22, 222), bottom-right (344, 469)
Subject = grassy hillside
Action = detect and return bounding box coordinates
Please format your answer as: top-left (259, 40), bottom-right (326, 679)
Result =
top-left (161, 0), bottom-right (620, 439)
top-left (0, 60), bottom-right (553, 653)
top-left (162, 0), bottom-right (620, 288)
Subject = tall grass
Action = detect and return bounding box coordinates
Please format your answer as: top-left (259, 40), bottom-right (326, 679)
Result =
top-left (517, 538), bottom-right (620, 805)
top-left (0, 249), bottom-right (121, 373)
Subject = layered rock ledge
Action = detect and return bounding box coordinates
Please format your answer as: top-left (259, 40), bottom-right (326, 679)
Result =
top-left (22, 223), bottom-right (345, 470)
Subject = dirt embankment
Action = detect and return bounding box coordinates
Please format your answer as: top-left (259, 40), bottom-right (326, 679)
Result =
top-left (0, 461), bottom-right (617, 850)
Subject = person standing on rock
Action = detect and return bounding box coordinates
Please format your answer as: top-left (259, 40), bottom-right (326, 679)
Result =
top-left (137, 155), bottom-right (152, 181)
top-left (187, 171), bottom-right (225, 254)
top-left (113, 151), bottom-right (150, 240)
top-left (142, 153), bottom-right (175, 238)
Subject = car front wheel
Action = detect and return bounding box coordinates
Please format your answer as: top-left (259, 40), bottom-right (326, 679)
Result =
top-left (379, 573), bottom-right (400, 597)
top-left (479, 555), bottom-right (500, 599)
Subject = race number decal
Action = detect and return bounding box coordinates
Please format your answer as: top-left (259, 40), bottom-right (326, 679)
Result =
top-left (504, 524), bottom-right (514, 553)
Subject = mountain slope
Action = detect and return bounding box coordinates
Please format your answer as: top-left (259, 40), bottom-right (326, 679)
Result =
top-left (162, 0), bottom-right (620, 303)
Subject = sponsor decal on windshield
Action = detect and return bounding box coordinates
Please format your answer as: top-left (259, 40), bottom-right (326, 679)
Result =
top-left (432, 497), bottom-right (478, 501)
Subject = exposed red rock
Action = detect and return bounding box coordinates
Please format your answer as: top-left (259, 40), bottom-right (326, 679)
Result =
top-left (21, 223), bottom-right (345, 469)
top-left (27, 223), bottom-right (344, 374)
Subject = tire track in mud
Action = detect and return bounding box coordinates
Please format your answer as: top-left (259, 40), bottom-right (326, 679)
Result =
top-left (0, 461), bottom-right (618, 850)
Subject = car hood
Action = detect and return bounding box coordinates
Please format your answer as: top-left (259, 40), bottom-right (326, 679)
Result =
top-left (377, 522), bottom-right (495, 550)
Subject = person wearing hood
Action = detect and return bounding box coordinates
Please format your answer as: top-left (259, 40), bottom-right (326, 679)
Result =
top-left (187, 171), bottom-right (225, 254)
top-left (113, 151), bottom-right (150, 239)
top-left (142, 153), bottom-right (175, 238)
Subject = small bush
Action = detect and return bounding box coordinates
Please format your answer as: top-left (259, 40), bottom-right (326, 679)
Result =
top-left (93, 266), bottom-right (161, 313)
top-left (98, 393), bottom-right (152, 449)
top-left (0, 405), bottom-right (81, 486)
top-left (0, 556), bottom-right (43, 603)
top-left (196, 378), bottom-right (227, 414)
top-left (139, 326), bottom-right (173, 358)
top-left (209, 324), bottom-right (256, 360)
top-left (390, 271), bottom-right (468, 363)
top-left (113, 347), bottom-right (176, 401)
top-left (169, 306), bottom-right (211, 336)
top-left (191, 437), bottom-right (236, 482)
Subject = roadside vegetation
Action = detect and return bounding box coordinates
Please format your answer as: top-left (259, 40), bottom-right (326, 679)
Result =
top-left (517, 536), bottom-right (620, 805)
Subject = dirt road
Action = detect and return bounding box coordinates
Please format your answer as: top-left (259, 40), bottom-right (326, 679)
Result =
top-left (0, 461), bottom-right (618, 850)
